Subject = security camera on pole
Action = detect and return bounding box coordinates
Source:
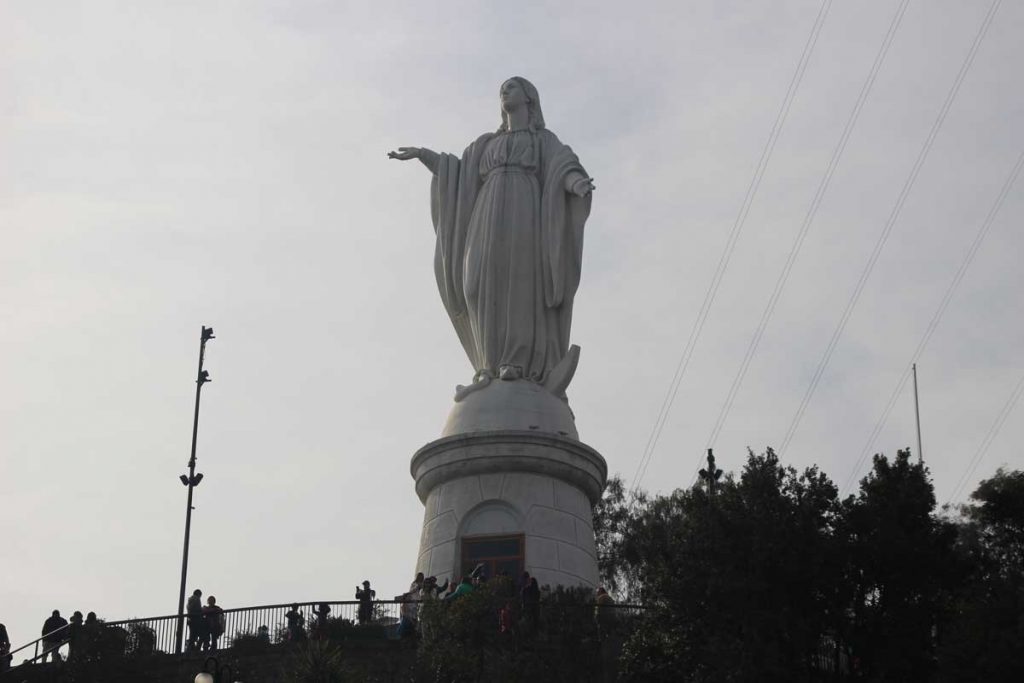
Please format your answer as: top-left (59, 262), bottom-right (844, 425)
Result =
top-left (175, 325), bottom-right (215, 655)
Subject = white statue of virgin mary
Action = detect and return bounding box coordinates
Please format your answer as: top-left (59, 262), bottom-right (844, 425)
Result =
top-left (390, 78), bottom-right (594, 404)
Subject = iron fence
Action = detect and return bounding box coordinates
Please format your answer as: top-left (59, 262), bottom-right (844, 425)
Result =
top-left (1, 599), bottom-right (647, 674)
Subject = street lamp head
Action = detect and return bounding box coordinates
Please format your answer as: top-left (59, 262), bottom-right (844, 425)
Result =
top-left (180, 475), bottom-right (190, 486)
top-left (198, 370), bottom-right (211, 385)
top-left (193, 473), bottom-right (204, 486)
top-left (202, 326), bottom-right (215, 342)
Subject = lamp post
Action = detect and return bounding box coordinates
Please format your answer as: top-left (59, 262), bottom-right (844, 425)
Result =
top-left (175, 325), bottom-right (215, 655)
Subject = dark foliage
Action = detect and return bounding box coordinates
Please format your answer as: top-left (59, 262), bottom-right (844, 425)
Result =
top-left (936, 468), bottom-right (1024, 682)
top-left (415, 581), bottom-right (617, 682)
top-left (604, 448), bottom-right (1021, 682)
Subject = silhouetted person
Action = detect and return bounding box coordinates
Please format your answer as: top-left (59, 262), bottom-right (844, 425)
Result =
top-left (41, 610), bottom-right (68, 663)
top-left (203, 596), bottom-right (224, 651)
top-left (186, 589), bottom-right (206, 652)
top-left (398, 593), bottom-right (417, 639)
top-left (355, 581), bottom-right (376, 624)
top-left (67, 611), bottom-right (83, 660)
top-left (0, 623), bottom-right (12, 672)
top-left (312, 603), bottom-right (331, 640)
top-left (516, 573), bottom-right (532, 602)
top-left (284, 604), bottom-right (306, 642)
top-left (422, 576), bottom-right (448, 598)
top-left (256, 625), bottom-right (270, 644)
top-left (410, 572), bottom-right (425, 595)
top-left (445, 576), bottom-right (475, 601)
top-left (522, 578), bottom-right (540, 631)
top-left (594, 586), bottom-right (615, 637)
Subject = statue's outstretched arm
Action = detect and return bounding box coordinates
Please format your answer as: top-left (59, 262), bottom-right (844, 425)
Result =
top-left (388, 147), bottom-right (440, 175)
top-left (564, 170), bottom-right (596, 197)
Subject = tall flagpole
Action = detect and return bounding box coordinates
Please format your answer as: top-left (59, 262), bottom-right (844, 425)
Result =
top-left (912, 363), bottom-right (923, 466)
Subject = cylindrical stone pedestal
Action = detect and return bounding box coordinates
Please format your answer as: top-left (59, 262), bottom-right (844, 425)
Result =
top-left (411, 430), bottom-right (607, 588)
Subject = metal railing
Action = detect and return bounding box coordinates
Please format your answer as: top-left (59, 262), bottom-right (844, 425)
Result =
top-left (2, 599), bottom-right (646, 674)
top-left (2, 623), bottom-right (71, 668)
top-left (92, 600), bottom-right (405, 657)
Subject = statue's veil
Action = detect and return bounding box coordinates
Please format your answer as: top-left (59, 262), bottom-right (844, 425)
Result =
top-left (498, 77), bottom-right (545, 132)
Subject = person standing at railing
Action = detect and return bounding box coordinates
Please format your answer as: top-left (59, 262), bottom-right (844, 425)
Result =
top-left (421, 575), bottom-right (448, 598)
top-left (594, 586), bottom-right (616, 639)
top-left (521, 578), bottom-right (540, 633)
top-left (66, 611), bottom-right (83, 661)
top-left (40, 609), bottom-right (68, 662)
top-left (284, 604), bottom-right (306, 642)
top-left (186, 589), bottom-right (207, 652)
top-left (444, 576), bottom-right (475, 602)
top-left (312, 603), bottom-right (331, 640)
top-left (203, 596), bottom-right (225, 651)
top-left (355, 581), bottom-right (376, 625)
top-left (0, 622), bottom-right (12, 671)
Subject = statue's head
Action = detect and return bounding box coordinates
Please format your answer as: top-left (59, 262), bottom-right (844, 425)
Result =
top-left (498, 77), bottom-right (545, 132)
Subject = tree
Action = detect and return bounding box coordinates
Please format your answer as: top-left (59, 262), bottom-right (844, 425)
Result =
top-left (592, 475), bottom-right (645, 599)
top-left (845, 449), bottom-right (959, 682)
top-left (617, 449), bottom-right (845, 681)
top-left (937, 468), bottom-right (1024, 682)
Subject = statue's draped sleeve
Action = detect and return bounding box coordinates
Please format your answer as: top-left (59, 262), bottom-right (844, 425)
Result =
top-left (538, 130), bottom-right (592, 310)
top-left (539, 130), bottom-right (591, 355)
top-left (430, 133), bottom-right (493, 369)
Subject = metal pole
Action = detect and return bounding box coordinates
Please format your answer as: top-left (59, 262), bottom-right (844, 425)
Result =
top-left (912, 363), bottom-right (923, 466)
top-left (175, 326), bottom-right (214, 654)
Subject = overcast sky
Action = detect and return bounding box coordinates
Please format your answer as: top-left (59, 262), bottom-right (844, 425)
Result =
top-left (2, 0), bottom-right (1022, 650)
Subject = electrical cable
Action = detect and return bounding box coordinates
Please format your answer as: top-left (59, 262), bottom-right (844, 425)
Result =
top-left (840, 149), bottom-right (1024, 495)
top-left (776, 0), bottom-right (1003, 457)
top-left (946, 371), bottom-right (1024, 505)
top-left (703, 0), bottom-right (911, 453)
top-left (628, 0), bottom-right (834, 494)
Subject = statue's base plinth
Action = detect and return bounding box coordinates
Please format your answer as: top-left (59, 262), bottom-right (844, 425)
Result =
top-left (443, 379), bottom-right (578, 440)
top-left (411, 430), bottom-right (607, 588)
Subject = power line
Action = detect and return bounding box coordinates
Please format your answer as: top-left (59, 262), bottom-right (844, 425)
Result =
top-left (703, 0), bottom-right (911, 453)
top-left (840, 148), bottom-right (1024, 495)
top-left (946, 371), bottom-right (1024, 505)
top-left (628, 0), bottom-right (834, 494)
top-left (776, 0), bottom-right (1003, 457)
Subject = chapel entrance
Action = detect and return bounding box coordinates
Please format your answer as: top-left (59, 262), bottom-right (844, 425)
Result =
top-left (460, 534), bottom-right (524, 579)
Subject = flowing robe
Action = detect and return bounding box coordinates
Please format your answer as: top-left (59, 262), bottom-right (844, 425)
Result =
top-left (430, 129), bottom-right (591, 386)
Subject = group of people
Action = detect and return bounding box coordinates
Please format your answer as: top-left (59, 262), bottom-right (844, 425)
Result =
top-left (4, 573), bottom-right (616, 665)
top-left (282, 601), bottom-right (333, 642)
top-left (11, 609), bottom-right (105, 665)
top-left (396, 567), bottom-right (546, 639)
top-left (280, 579), bottom-right (378, 643)
top-left (185, 589), bottom-right (225, 653)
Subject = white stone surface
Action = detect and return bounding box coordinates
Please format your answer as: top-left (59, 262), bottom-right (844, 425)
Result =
top-left (411, 431), bottom-right (606, 504)
top-left (478, 473), bottom-right (504, 500)
top-left (412, 431), bottom-right (607, 587)
top-left (526, 506), bottom-right (578, 544)
top-left (443, 379), bottom-right (579, 439)
top-left (553, 478), bottom-right (592, 520)
top-left (462, 502), bottom-right (521, 535)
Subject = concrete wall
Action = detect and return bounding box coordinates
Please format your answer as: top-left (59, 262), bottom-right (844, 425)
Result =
top-left (415, 471), bottom-right (599, 587)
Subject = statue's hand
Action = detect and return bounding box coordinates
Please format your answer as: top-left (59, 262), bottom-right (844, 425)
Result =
top-left (388, 147), bottom-right (421, 161)
top-left (571, 176), bottom-right (596, 197)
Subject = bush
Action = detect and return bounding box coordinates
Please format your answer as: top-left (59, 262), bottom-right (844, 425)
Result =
top-left (318, 617), bottom-right (389, 642)
top-left (415, 582), bottom-right (609, 682)
top-left (231, 630), bottom-right (273, 655)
